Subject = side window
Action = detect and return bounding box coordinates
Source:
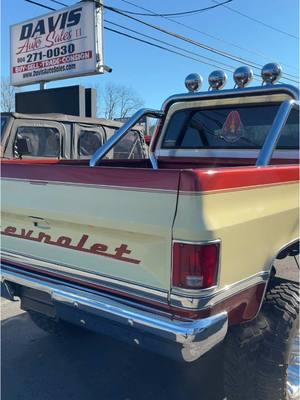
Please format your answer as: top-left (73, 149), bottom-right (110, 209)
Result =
top-left (113, 130), bottom-right (145, 159)
top-left (14, 126), bottom-right (60, 158)
top-left (78, 129), bottom-right (104, 158)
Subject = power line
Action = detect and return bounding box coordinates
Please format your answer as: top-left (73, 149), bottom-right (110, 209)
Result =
top-left (48, 0), bottom-right (67, 7)
top-left (105, 19), bottom-right (250, 77)
top-left (105, 26), bottom-right (238, 75)
top-left (23, 0), bottom-right (299, 84)
top-left (25, 0), bottom-right (55, 11)
top-left (112, 0), bottom-right (233, 18)
top-left (105, 5), bottom-right (299, 84)
top-left (118, 0), bottom-right (300, 76)
top-left (23, 0), bottom-right (238, 74)
top-left (211, 0), bottom-right (299, 40)
top-left (27, 0), bottom-right (300, 81)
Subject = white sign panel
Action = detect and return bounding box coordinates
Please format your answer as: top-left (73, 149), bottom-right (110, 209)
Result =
top-left (10, 1), bottom-right (104, 86)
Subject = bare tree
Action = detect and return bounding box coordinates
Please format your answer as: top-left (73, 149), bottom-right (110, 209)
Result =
top-left (104, 83), bottom-right (120, 120)
top-left (1, 77), bottom-right (16, 112)
top-left (118, 85), bottom-right (144, 119)
top-left (97, 83), bottom-right (144, 120)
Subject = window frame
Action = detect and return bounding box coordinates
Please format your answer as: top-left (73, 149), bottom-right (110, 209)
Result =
top-left (74, 123), bottom-right (105, 159)
top-left (7, 119), bottom-right (66, 159)
top-left (155, 94), bottom-right (299, 161)
top-left (161, 103), bottom-right (299, 151)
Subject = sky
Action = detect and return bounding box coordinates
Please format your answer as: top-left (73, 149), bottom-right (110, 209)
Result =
top-left (1, 0), bottom-right (299, 110)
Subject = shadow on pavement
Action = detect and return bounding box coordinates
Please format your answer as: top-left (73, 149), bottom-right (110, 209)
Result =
top-left (1, 311), bottom-right (224, 400)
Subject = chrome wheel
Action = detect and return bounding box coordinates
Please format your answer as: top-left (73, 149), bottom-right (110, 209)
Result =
top-left (287, 332), bottom-right (300, 400)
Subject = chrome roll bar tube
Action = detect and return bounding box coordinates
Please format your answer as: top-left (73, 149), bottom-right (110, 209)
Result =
top-left (256, 99), bottom-right (299, 166)
top-left (90, 108), bottom-right (164, 168)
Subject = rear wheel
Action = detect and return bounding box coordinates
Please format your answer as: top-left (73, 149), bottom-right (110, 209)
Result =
top-left (223, 313), bottom-right (268, 400)
top-left (255, 279), bottom-right (299, 400)
top-left (224, 278), bottom-right (299, 400)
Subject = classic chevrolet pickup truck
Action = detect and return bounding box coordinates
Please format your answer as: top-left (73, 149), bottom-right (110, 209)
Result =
top-left (1, 64), bottom-right (299, 400)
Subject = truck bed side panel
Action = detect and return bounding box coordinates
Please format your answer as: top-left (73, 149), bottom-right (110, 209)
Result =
top-left (174, 165), bottom-right (299, 288)
top-left (1, 164), bottom-right (180, 292)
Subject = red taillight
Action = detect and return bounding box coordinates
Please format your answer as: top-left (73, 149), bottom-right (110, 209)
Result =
top-left (172, 242), bottom-right (220, 289)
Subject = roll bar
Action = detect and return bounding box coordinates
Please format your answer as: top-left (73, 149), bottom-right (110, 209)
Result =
top-left (90, 85), bottom-right (298, 169)
top-left (89, 108), bottom-right (164, 168)
top-left (256, 100), bottom-right (299, 166)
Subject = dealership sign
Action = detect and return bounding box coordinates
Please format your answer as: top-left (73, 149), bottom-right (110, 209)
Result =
top-left (10, 1), bottom-right (104, 86)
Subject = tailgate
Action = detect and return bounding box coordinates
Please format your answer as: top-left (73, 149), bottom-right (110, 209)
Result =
top-left (1, 164), bottom-right (180, 293)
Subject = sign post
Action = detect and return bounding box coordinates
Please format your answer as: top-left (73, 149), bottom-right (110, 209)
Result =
top-left (10, 1), bottom-right (107, 87)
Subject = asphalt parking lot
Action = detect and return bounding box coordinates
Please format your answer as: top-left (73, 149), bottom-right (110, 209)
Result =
top-left (1, 257), bottom-right (298, 400)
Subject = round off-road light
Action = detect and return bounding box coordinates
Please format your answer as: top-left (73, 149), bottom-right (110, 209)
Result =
top-left (261, 63), bottom-right (282, 84)
top-left (208, 70), bottom-right (227, 90)
top-left (233, 66), bottom-right (254, 88)
top-left (185, 73), bottom-right (203, 92)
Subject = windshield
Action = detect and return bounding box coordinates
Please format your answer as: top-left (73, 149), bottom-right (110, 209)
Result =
top-left (162, 104), bottom-right (299, 150)
top-left (1, 115), bottom-right (9, 137)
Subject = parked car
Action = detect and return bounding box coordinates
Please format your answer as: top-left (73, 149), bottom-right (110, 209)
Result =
top-left (1, 64), bottom-right (299, 400)
top-left (0, 112), bottom-right (147, 160)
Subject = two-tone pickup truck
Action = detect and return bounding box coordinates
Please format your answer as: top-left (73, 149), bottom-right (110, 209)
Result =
top-left (0, 112), bottom-right (147, 160)
top-left (1, 63), bottom-right (299, 400)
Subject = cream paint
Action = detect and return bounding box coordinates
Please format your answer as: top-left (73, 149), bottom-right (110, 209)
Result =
top-left (1, 179), bottom-right (178, 291)
top-left (1, 178), bottom-right (298, 293)
top-left (174, 182), bottom-right (299, 287)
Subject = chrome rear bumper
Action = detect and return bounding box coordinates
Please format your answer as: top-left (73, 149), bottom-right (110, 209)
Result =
top-left (1, 265), bottom-right (228, 362)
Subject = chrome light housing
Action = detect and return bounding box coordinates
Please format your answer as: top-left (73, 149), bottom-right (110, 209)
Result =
top-left (185, 73), bottom-right (203, 92)
top-left (261, 63), bottom-right (282, 84)
top-left (208, 70), bottom-right (227, 90)
top-left (233, 66), bottom-right (254, 88)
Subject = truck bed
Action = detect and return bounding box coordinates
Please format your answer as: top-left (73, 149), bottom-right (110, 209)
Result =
top-left (2, 161), bottom-right (298, 304)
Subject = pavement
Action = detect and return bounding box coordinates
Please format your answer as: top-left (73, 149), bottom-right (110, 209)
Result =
top-left (1, 256), bottom-right (298, 400)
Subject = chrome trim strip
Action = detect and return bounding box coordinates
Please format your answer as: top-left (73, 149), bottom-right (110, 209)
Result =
top-left (256, 100), bottom-right (298, 166)
top-left (2, 251), bottom-right (270, 312)
top-left (1, 266), bottom-right (228, 362)
top-left (89, 108), bottom-right (164, 168)
top-left (157, 148), bottom-right (299, 160)
top-left (170, 271), bottom-right (270, 309)
top-left (1, 250), bottom-right (168, 304)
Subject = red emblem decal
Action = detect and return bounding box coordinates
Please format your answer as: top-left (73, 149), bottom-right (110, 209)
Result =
top-left (221, 110), bottom-right (244, 143)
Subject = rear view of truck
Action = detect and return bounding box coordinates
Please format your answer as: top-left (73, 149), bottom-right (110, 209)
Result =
top-left (1, 63), bottom-right (299, 400)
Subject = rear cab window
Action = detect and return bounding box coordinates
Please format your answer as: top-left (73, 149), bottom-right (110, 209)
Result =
top-left (162, 104), bottom-right (299, 150)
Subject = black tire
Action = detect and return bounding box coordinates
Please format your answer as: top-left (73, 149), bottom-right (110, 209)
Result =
top-left (223, 312), bottom-right (268, 400)
top-left (28, 310), bottom-right (77, 335)
top-left (255, 279), bottom-right (299, 400)
top-left (224, 278), bottom-right (299, 400)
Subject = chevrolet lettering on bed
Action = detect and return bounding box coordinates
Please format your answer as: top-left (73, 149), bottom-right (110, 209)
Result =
top-left (2, 226), bottom-right (140, 265)
top-left (1, 63), bottom-right (299, 400)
